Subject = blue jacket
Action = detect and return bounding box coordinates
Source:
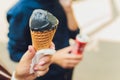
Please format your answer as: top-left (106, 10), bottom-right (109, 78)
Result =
top-left (7, 0), bottom-right (79, 80)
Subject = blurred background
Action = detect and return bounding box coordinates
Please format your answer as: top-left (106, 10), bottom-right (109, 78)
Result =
top-left (0, 0), bottom-right (120, 80)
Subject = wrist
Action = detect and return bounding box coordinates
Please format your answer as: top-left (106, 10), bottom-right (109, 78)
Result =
top-left (11, 71), bottom-right (20, 80)
top-left (51, 55), bottom-right (58, 64)
top-left (51, 56), bottom-right (55, 64)
top-left (14, 73), bottom-right (21, 80)
top-left (64, 7), bottom-right (73, 13)
top-left (11, 71), bottom-right (25, 80)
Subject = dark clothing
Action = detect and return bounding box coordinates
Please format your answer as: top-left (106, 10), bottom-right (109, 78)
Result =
top-left (7, 0), bottom-right (79, 80)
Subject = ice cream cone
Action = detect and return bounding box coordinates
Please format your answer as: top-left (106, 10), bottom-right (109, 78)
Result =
top-left (29, 9), bottom-right (58, 51)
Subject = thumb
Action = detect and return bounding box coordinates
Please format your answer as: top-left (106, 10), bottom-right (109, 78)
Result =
top-left (20, 45), bottom-right (36, 61)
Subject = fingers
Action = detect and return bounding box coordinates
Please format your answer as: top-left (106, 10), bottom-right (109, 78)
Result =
top-left (28, 45), bottom-right (36, 54)
top-left (59, 47), bottom-right (83, 60)
top-left (50, 42), bottom-right (55, 49)
top-left (62, 46), bottom-right (83, 60)
top-left (39, 55), bottom-right (52, 65)
top-left (66, 59), bottom-right (82, 64)
top-left (34, 63), bottom-right (50, 71)
top-left (20, 45), bottom-right (36, 61)
top-left (66, 54), bottom-right (83, 60)
top-left (33, 55), bottom-right (51, 76)
top-left (35, 68), bottom-right (49, 77)
top-left (27, 45), bottom-right (36, 59)
top-left (34, 55), bottom-right (51, 76)
top-left (58, 49), bottom-right (83, 69)
top-left (62, 58), bottom-right (82, 69)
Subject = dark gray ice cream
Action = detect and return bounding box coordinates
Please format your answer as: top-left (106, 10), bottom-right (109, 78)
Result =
top-left (29, 9), bottom-right (58, 31)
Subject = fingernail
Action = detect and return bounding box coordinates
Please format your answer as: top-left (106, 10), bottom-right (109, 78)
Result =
top-left (39, 61), bottom-right (45, 65)
top-left (34, 67), bottom-right (38, 70)
top-left (28, 45), bottom-right (32, 52)
top-left (52, 46), bottom-right (55, 49)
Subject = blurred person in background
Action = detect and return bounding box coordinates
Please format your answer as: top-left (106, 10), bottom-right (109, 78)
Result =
top-left (7, 0), bottom-right (80, 80)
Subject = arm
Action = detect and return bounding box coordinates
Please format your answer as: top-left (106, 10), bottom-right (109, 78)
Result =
top-left (59, 0), bottom-right (79, 31)
top-left (7, 7), bottom-right (32, 62)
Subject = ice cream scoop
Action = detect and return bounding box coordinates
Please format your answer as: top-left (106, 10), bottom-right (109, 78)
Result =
top-left (29, 9), bottom-right (58, 31)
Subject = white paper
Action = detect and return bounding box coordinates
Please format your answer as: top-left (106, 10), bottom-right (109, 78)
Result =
top-left (30, 49), bottom-right (56, 74)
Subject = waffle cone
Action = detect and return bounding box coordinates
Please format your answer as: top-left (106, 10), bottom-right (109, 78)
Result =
top-left (31, 29), bottom-right (56, 51)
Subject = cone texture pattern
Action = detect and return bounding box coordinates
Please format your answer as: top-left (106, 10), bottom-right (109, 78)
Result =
top-left (31, 29), bottom-right (56, 51)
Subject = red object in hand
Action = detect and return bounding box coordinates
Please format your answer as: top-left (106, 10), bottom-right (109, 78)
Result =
top-left (72, 34), bottom-right (88, 55)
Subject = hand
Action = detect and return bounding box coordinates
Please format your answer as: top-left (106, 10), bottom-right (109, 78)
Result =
top-left (59, 0), bottom-right (79, 31)
top-left (51, 46), bottom-right (83, 69)
top-left (59, 0), bottom-right (73, 12)
top-left (14, 45), bottom-right (52, 80)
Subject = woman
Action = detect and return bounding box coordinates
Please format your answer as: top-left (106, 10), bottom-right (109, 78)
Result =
top-left (7, 0), bottom-right (80, 80)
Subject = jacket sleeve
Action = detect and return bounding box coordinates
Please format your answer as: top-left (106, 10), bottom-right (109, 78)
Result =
top-left (69, 28), bottom-right (80, 39)
top-left (7, 7), bottom-right (32, 62)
